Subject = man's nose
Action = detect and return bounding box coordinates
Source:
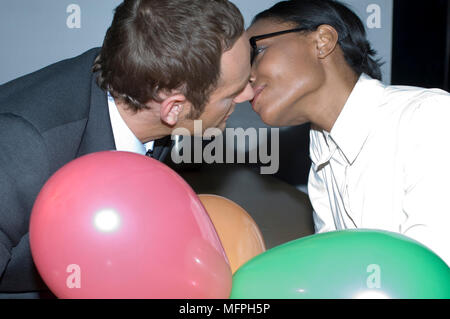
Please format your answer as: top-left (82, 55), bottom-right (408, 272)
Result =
top-left (235, 82), bottom-right (255, 104)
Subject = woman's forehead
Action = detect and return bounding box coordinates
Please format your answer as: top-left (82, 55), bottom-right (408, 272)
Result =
top-left (247, 19), bottom-right (298, 38)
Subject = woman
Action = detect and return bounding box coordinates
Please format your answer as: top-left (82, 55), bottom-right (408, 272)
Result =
top-left (247, 0), bottom-right (450, 265)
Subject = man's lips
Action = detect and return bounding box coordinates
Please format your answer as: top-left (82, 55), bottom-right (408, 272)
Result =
top-left (251, 85), bottom-right (266, 109)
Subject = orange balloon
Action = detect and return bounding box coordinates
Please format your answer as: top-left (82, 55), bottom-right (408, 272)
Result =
top-left (199, 194), bottom-right (266, 274)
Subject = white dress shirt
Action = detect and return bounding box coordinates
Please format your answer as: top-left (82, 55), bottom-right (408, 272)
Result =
top-left (308, 74), bottom-right (450, 265)
top-left (107, 92), bottom-right (154, 154)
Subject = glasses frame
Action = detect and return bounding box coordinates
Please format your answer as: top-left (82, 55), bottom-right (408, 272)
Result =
top-left (249, 27), bottom-right (308, 65)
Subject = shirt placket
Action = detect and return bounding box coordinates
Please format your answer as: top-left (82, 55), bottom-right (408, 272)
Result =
top-left (324, 135), bottom-right (346, 229)
top-left (342, 164), bottom-right (357, 228)
top-left (330, 136), bottom-right (357, 229)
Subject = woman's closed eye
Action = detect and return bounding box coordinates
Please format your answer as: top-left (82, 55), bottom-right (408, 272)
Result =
top-left (255, 46), bottom-right (267, 56)
top-left (252, 46), bottom-right (267, 64)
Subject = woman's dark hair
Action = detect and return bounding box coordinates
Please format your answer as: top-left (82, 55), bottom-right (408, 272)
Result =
top-left (93, 0), bottom-right (244, 117)
top-left (252, 0), bottom-right (383, 80)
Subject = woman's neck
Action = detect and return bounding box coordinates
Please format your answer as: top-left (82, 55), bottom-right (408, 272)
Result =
top-left (309, 66), bottom-right (359, 133)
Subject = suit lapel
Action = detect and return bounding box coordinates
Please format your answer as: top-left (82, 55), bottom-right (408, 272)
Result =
top-left (76, 72), bottom-right (116, 157)
top-left (152, 136), bottom-right (173, 162)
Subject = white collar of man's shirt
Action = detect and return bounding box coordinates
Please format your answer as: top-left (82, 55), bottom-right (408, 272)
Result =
top-left (107, 92), bottom-right (154, 155)
top-left (327, 73), bottom-right (386, 165)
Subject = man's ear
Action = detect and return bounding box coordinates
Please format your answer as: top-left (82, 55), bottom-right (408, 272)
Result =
top-left (315, 24), bottom-right (339, 58)
top-left (160, 93), bottom-right (188, 126)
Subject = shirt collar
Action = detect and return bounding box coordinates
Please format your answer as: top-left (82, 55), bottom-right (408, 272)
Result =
top-left (329, 73), bottom-right (385, 165)
top-left (107, 92), bottom-right (154, 155)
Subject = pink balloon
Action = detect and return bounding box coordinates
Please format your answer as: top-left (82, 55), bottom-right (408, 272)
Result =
top-left (29, 151), bottom-right (231, 299)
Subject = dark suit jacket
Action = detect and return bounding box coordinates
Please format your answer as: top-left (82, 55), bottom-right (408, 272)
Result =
top-left (0, 48), bottom-right (171, 297)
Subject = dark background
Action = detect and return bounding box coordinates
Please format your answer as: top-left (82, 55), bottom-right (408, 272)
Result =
top-left (392, 0), bottom-right (450, 91)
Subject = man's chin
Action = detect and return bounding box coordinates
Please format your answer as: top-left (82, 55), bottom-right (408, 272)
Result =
top-left (171, 119), bottom-right (227, 138)
top-left (209, 122), bottom-right (227, 136)
top-left (200, 121), bottom-right (226, 138)
top-left (219, 119), bottom-right (230, 131)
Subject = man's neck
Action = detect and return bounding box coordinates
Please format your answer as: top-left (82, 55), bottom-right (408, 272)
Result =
top-left (115, 99), bottom-right (170, 143)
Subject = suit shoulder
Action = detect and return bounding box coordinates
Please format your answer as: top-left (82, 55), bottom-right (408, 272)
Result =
top-left (0, 48), bottom-right (102, 133)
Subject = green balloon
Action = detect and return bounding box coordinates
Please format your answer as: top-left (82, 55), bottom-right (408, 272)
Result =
top-left (230, 230), bottom-right (450, 299)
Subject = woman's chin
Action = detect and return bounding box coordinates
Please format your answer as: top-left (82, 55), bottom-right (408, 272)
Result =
top-left (257, 110), bottom-right (281, 127)
top-left (258, 110), bottom-right (306, 127)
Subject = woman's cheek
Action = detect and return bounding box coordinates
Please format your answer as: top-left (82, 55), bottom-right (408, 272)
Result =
top-left (257, 88), bottom-right (287, 125)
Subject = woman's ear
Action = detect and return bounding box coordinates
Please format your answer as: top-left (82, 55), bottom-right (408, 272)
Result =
top-left (315, 24), bottom-right (339, 58)
top-left (159, 93), bottom-right (188, 126)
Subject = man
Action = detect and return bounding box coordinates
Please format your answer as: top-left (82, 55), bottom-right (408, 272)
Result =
top-left (0, 0), bottom-right (253, 297)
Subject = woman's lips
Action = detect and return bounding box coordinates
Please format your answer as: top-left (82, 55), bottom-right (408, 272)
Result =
top-left (251, 85), bottom-right (266, 110)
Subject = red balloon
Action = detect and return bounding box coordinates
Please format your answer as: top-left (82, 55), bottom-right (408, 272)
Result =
top-left (30, 151), bottom-right (231, 299)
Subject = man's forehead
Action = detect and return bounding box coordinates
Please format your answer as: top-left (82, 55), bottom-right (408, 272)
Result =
top-left (217, 65), bottom-right (250, 96)
top-left (218, 35), bottom-right (251, 93)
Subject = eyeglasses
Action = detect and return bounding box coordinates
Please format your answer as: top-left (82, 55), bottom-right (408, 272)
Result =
top-left (249, 27), bottom-right (308, 65)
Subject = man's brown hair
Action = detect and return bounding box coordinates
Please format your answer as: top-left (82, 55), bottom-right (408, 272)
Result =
top-left (93, 0), bottom-right (244, 118)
